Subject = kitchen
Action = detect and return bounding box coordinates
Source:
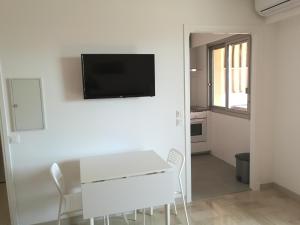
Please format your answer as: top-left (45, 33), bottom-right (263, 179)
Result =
top-left (189, 33), bottom-right (251, 200)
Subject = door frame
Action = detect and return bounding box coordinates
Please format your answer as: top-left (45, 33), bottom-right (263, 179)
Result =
top-left (183, 25), bottom-right (261, 202)
top-left (0, 62), bottom-right (19, 225)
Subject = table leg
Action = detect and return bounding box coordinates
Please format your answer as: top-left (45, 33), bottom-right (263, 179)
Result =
top-left (165, 204), bottom-right (170, 225)
top-left (134, 210), bottom-right (137, 221)
top-left (90, 218), bottom-right (94, 225)
top-left (106, 215), bottom-right (110, 225)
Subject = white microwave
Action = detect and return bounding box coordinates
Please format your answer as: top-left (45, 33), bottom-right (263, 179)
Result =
top-left (191, 118), bottom-right (207, 142)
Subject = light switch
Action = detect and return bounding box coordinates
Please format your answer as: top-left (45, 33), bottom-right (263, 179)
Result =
top-left (176, 110), bottom-right (182, 118)
top-left (176, 110), bottom-right (183, 126)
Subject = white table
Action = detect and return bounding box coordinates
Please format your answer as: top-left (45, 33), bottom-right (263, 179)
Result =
top-left (80, 150), bottom-right (175, 225)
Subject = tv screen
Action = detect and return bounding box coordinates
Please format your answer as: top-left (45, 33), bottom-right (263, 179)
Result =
top-left (81, 54), bottom-right (155, 99)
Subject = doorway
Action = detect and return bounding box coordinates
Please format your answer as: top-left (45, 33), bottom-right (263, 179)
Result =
top-left (184, 29), bottom-right (254, 202)
top-left (0, 135), bottom-right (11, 225)
top-left (0, 64), bottom-right (16, 225)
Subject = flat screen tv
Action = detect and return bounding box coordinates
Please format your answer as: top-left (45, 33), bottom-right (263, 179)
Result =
top-left (81, 54), bottom-right (155, 99)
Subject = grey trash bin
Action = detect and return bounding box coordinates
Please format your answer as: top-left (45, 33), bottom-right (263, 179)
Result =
top-left (235, 153), bottom-right (250, 184)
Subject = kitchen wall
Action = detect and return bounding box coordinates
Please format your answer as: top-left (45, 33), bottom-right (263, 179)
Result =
top-left (272, 14), bottom-right (300, 195)
top-left (0, 1), bottom-right (263, 224)
top-left (188, 25), bottom-right (276, 189)
top-left (209, 112), bottom-right (250, 166)
top-left (190, 34), bottom-right (250, 160)
top-left (190, 33), bottom-right (233, 107)
top-left (190, 45), bottom-right (207, 107)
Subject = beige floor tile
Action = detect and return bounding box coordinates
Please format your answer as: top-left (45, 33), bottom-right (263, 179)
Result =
top-left (0, 183), bottom-right (11, 225)
top-left (191, 154), bottom-right (250, 200)
top-left (9, 153), bottom-right (300, 225)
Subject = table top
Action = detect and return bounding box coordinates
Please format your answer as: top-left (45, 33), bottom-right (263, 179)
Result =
top-left (80, 150), bottom-right (172, 184)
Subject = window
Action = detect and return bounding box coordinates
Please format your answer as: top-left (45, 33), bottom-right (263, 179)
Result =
top-left (209, 35), bottom-right (251, 118)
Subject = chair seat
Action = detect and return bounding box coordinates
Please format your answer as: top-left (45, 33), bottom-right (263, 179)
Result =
top-left (62, 192), bottom-right (82, 214)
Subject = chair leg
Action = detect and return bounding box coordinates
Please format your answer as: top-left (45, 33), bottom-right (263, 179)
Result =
top-left (173, 201), bottom-right (178, 215)
top-left (106, 215), bottom-right (110, 225)
top-left (179, 178), bottom-right (190, 225)
top-left (57, 199), bottom-right (62, 225)
top-left (123, 213), bottom-right (129, 224)
top-left (134, 210), bottom-right (137, 221)
top-left (150, 207), bottom-right (153, 216)
top-left (90, 218), bottom-right (94, 225)
top-left (104, 216), bottom-right (107, 225)
top-left (57, 214), bottom-right (61, 225)
top-left (143, 209), bottom-right (146, 225)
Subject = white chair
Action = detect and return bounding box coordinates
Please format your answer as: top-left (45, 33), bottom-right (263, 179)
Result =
top-left (167, 149), bottom-right (190, 225)
top-left (146, 149), bottom-right (190, 225)
top-left (50, 163), bottom-right (85, 225)
top-left (50, 163), bottom-right (129, 225)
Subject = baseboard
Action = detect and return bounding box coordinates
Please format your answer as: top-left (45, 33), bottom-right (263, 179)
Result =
top-left (191, 150), bottom-right (211, 156)
top-left (34, 211), bottom-right (146, 225)
top-left (35, 202), bottom-right (186, 225)
top-left (34, 218), bottom-right (68, 225)
top-left (34, 211), bottom-right (87, 225)
top-left (273, 183), bottom-right (300, 202)
top-left (209, 152), bottom-right (236, 167)
top-left (260, 182), bottom-right (275, 190)
top-left (34, 216), bottom-right (78, 225)
top-left (260, 182), bottom-right (300, 202)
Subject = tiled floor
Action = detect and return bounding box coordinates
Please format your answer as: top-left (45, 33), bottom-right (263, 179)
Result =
top-left (0, 182), bottom-right (11, 225)
top-left (188, 188), bottom-right (300, 225)
top-left (7, 155), bottom-right (300, 225)
top-left (192, 154), bottom-right (250, 200)
top-left (69, 188), bottom-right (300, 225)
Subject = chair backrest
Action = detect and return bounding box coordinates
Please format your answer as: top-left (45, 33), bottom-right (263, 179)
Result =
top-left (50, 163), bottom-right (65, 196)
top-left (167, 148), bottom-right (185, 177)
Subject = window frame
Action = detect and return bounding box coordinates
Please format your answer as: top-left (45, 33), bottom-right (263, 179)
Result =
top-left (208, 34), bottom-right (251, 119)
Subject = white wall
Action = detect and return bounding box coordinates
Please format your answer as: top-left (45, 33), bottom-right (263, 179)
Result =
top-left (190, 33), bottom-right (232, 48)
top-left (272, 14), bottom-right (300, 195)
top-left (0, 1), bottom-right (263, 224)
top-left (250, 25), bottom-right (276, 186)
top-left (209, 112), bottom-right (250, 166)
top-left (190, 45), bottom-right (207, 107)
top-left (191, 141), bottom-right (210, 154)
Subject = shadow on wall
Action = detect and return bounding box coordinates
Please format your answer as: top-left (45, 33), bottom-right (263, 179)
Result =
top-left (59, 159), bottom-right (81, 192)
top-left (47, 159), bottom-right (81, 200)
top-left (60, 57), bottom-right (83, 101)
top-left (18, 160), bottom-right (81, 222)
